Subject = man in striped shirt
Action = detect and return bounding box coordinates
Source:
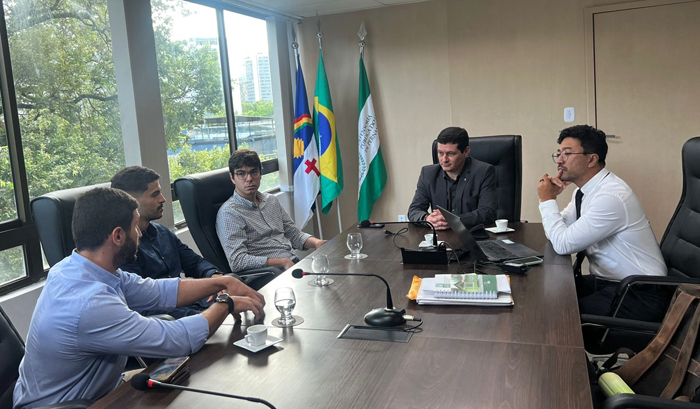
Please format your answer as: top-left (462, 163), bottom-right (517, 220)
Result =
top-left (216, 149), bottom-right (325, 273)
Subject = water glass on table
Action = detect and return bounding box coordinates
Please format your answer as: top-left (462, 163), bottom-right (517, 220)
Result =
top-left (310, 254), bottom-right (334, 286)
top-left (345, 233), bottom-right (367, 259)
top-left (274, 287), bottom-right (298, 327)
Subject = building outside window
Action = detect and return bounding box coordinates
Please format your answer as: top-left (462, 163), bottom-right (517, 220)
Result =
top-left (152, 1), bottom-right (280, 224)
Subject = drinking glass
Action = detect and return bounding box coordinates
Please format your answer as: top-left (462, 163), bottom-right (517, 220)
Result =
top-left (310, 254), bottom-right (333, 286)
top-left (274, 287), bottom-right (297, 327)
top-left (345, 233), bottom-right (367, 259)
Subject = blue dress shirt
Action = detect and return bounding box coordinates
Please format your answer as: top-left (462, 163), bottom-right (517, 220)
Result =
top-left (121, 222), bottom-right (220, 318)
top-left (13, 251), bottom-right (209, 409)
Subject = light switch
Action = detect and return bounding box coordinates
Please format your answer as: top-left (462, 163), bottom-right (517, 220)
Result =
top-left (564, 107), bottom-right (575, 123)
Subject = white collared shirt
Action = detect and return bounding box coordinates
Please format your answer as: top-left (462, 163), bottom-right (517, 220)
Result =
top-left (539, 168), bottom-right (667, 281)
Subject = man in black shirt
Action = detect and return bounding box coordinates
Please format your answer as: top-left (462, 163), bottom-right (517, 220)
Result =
top-left (408, 127), bottom-right (497, 229)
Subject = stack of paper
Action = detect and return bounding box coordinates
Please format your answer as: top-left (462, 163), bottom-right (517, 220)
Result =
top-left (416, 274), bottom-right (513, 307)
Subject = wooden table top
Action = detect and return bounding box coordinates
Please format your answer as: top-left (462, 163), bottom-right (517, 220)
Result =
top-left (91, 222), bottom-right (592, 409)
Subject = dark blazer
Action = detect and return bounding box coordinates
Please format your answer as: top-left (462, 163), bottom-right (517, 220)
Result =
top-left (408, 157), bottom-right (498, 227)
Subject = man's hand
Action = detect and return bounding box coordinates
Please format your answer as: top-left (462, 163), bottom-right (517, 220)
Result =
top-left (548, 169), bottom-right (572, 194)
top-left (218, 276), bottom-right (266, 323)
top-left (538, 173), bottom-right (565, 201)
top-left (426, 210), bottom-right (450, 230)
top-left (305, 237), bottom-right (326, 249)
top-left (267, 257), bottom-right (295, 270)
top-left (230, 295), bottom-right (265, 323)
top-left (219, 275), bottom-right (265, 306)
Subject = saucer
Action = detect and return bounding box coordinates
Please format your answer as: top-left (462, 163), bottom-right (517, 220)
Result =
top-left (485, 227), bottom-right (515, 234)
top-left (233, 335), bottom-right (283, 353)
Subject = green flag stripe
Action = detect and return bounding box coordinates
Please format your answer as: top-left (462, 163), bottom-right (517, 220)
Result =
top-left (358, 56), bottom-right (370, 115)
top-left (358, 147), bottom-right (387, 221)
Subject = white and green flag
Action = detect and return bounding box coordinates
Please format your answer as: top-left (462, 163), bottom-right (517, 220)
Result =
top-left (357, 55), bottom-right (386, 222)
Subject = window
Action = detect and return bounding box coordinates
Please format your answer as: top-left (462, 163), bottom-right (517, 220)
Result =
top-left (0, 246), bottom-right (25, 286)
top-left (152, 1), bottom-right (280, 223)
top-left (151, 1), bottom-right (228, 223)
top-left (0, 84), bottom-right (16, 224)
top-left (223, 10), bottom-right (279, 191)
top-left (7, 0), bottom-right (126, 198)
top-left (0, 0), bottom-right (124, 291)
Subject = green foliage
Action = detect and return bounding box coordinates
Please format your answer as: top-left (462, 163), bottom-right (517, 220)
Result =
top-left (153, 27), bottom-right (226, 151)
top-left (242, 100), bottom-right (274, 117)
top-left (168, 144), bottom-right (230, 180)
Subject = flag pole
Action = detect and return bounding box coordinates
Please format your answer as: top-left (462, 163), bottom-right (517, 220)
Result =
top-left (357, 23), bottom-right (388, 223)
top-left (359, 22), bottom-right (366, 57)
top-left (315, 197), bottom-right (324, 240)
top-left (336, 200), bottom-right (342, 232)
top-left (295, 27), bottom-right (323, 239)
top-left (316, 14), bottom-right (343, 233)
top-left (316, 12), bottom-right (322, 49)
top-left (291, 24), bottom-right (299, 64)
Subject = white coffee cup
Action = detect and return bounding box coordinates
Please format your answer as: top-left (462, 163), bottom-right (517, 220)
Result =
top-left (244, 325), bottom-right (267, 347)
top-left (495, 219), bottom-right (508, 231)
top-left (424, 233), bottom-right (435, 244)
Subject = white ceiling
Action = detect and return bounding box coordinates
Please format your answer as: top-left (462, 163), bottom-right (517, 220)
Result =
top-left (231, 0), bottom-right (430, 19)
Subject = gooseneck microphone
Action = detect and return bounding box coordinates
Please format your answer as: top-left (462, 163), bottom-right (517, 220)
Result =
top-left (359, 219), bottom-right (438, 247)
top-left (292, 269), bottom-right (406, 327)
top-left (131, 373), bottom-right (277, 409)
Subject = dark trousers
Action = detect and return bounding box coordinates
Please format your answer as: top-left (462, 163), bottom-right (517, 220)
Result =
top-left (577, 275), bottom-right (671, 322)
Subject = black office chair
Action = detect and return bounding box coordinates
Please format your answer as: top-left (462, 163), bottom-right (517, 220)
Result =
top-left (432, 135), bottom-right (522, 222)
top-left (173, 168), bottom-right (281, 289)
top-left (583, 136), bottom-right (700, 353)
top-left (0, 306), bottom-right (92, 409)
top-left (31, 183), bottom-right (110, 267)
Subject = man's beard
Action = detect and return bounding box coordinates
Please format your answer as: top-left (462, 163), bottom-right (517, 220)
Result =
top-left (113, 234), bottom-right (138, 267)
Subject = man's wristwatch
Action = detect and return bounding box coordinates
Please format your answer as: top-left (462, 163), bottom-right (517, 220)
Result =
top-left (216, 292), bottom-right (235, 314)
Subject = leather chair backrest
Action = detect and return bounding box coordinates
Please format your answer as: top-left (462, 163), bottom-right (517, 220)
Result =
top-left (0, 306), bottom-right (24, 409)
top-left (432, 135), bottom-right (522, 222)
top-left (174, 168), bottom-right (233, 273)
top-left (30, 183), bottom-right (109, 267)
top-left (659, 136), bottom-right (700, 279)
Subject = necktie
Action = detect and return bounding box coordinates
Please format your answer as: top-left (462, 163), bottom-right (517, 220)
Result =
top-left (573, 189), bottom-right (586, 278)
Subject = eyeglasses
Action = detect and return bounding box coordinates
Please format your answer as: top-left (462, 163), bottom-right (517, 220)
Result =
top-left (233, 169), bottom-right (261, 179)
top-left (551, 151), bottom-right (591, 163)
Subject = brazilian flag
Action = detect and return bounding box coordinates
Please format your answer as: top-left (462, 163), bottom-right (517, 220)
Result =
top-left (314, 49), bottom-right (343, 214)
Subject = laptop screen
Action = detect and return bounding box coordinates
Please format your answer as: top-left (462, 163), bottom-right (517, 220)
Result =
top-left (436, 205), bottom-right (489, 261)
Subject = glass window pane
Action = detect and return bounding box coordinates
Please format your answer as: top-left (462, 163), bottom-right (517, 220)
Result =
top-left (260, 171), bottom-right (279, 192)
top-left (0, 85), bottom-right (17, 223)
top-left (152, 1), bottom-right (229, 223)
top-left (224, 11), bottom-right (280, 190)
top-left (4, 0), bottom-right (126, 202)
top-left (0, 246), bottom-right (26, 286)
top-left (172, 200), bottom-right (184, 226)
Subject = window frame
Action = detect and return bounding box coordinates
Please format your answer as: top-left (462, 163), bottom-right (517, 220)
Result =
top-left (0, 2), bottom-right (48, 295)
top-left (169, 1), bottom-right (281, 229)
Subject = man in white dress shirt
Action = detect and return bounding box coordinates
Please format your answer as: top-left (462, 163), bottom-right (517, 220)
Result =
top-left (537, 125), bottom-right (669, 321)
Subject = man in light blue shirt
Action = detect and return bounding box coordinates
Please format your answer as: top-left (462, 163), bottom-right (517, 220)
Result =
top-left (14, 188), bottom-right (265, 409)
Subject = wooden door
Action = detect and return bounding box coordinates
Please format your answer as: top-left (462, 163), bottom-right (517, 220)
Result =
top-left (588, 0), bottom-right (700, 238)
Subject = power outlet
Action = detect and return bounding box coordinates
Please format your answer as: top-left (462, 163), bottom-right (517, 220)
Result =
top-left (564, 107), bottom-right (575, 123)
top-left (398, 215), bottom-right (407, 222)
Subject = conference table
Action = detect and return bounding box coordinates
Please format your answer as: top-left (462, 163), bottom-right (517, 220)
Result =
top-left (92, 223), bottom-right (592, 409)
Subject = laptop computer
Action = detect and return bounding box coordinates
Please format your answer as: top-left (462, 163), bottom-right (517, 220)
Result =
top-left (436, 205), bottom-right (543, 262)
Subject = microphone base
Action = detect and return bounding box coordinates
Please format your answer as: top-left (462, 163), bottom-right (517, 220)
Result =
top-left (364, 308), bottom-right (406, 327)
top-left (400, 247), bottom-right (449, 265)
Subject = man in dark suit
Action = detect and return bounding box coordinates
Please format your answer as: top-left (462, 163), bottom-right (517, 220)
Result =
top-left (408, 127), bottom-right (497, 229)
